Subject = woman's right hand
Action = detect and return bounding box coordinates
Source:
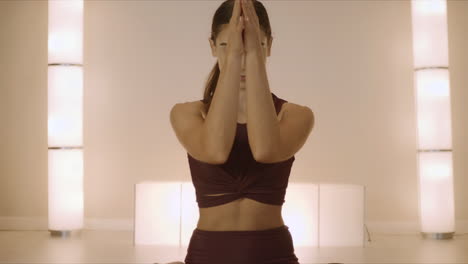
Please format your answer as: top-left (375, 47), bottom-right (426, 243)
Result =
top-left (226, 0), bottom-right (245, 58)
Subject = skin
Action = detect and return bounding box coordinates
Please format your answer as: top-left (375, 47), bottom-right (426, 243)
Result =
top-left (195, 27), bottom-right (285, 232)
top-left (208, 24), bottom-right (273, 123)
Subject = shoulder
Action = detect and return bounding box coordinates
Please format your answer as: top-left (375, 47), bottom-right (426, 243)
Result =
top-left (172, 100), bottom-right (206, 116)
top-left (281, 101), bottom-right (310, 111)
top-left (174, 100), bottom-right (204, 109)
top-left (278, 101), bottom-right (314, 122)
top-left (274, 94), bottom-right (310, 115)
top-left (173, 100), bottom-right (206, 118)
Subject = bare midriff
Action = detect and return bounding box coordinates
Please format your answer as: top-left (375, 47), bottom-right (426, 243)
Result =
top-left (196, 193), bottom-right (285, 231)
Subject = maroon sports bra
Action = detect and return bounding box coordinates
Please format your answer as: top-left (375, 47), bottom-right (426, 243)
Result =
top-left (187, 92), bottom-right (295, 208)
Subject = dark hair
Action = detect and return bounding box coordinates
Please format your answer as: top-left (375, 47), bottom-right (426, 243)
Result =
top-left (202, 0), bottom-right (272, 112)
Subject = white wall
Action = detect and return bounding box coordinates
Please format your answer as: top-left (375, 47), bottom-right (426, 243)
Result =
top-left (1, 0), bottom-right (467, 233)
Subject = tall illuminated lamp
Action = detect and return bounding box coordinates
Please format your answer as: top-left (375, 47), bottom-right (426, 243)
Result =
top-left (47, 0), bottom-right (84, 237)
top-left (411, 0), bottom-right (455, 240)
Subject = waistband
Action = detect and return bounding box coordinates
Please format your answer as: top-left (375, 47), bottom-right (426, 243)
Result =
top-left (193, 224), bottom-right (290, 238)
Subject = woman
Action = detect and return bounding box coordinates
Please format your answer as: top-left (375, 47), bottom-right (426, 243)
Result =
top-left (168, 0), bottom-right (314, 263)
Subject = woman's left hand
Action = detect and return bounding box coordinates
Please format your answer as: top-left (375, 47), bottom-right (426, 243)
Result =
top-left (241, 0), bottom-right (264, 60)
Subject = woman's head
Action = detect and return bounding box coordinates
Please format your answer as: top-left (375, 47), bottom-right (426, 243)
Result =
top-left (203, 0), bottom-right (273, 111)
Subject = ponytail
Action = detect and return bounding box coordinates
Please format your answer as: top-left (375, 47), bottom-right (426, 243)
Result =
top-left (202, 61), bottom-right (220, 114)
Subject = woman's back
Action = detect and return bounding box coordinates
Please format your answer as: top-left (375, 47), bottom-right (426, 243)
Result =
top-left (189, 93), bottom-right (292, 231)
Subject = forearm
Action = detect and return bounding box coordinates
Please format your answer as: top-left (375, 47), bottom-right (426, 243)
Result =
top-left (203, 55), bottom-right (242, 160)
top-left (245, 52), bottom-right (280, 160)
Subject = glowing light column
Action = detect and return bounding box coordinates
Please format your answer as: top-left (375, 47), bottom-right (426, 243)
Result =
top-left (411, 0), bottom-right (455, 240)
top-left (48, 0), bottom-right (84, 237)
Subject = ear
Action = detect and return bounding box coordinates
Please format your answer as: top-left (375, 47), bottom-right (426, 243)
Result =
top-left (209, 37), bottom-right (217, 57)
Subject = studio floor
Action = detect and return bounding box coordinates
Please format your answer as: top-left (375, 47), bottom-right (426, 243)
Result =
top-left (1, 230), bottom-right (468, 264)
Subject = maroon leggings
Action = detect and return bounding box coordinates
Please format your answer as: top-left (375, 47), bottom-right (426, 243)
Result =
top-left (184, 224), bottom-right (300, 264)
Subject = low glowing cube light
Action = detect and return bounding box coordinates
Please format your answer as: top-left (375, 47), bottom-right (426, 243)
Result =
top-left (319, 184), bottom-right (366, 247)
top-left (134, 182), bottom-right (366, 247)
top-left (180, 182), bottom-right (199, 247)
top-left (282, 183), bottom-right (319, 247)
top-left (134, 182), bottom-right (182, 245)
